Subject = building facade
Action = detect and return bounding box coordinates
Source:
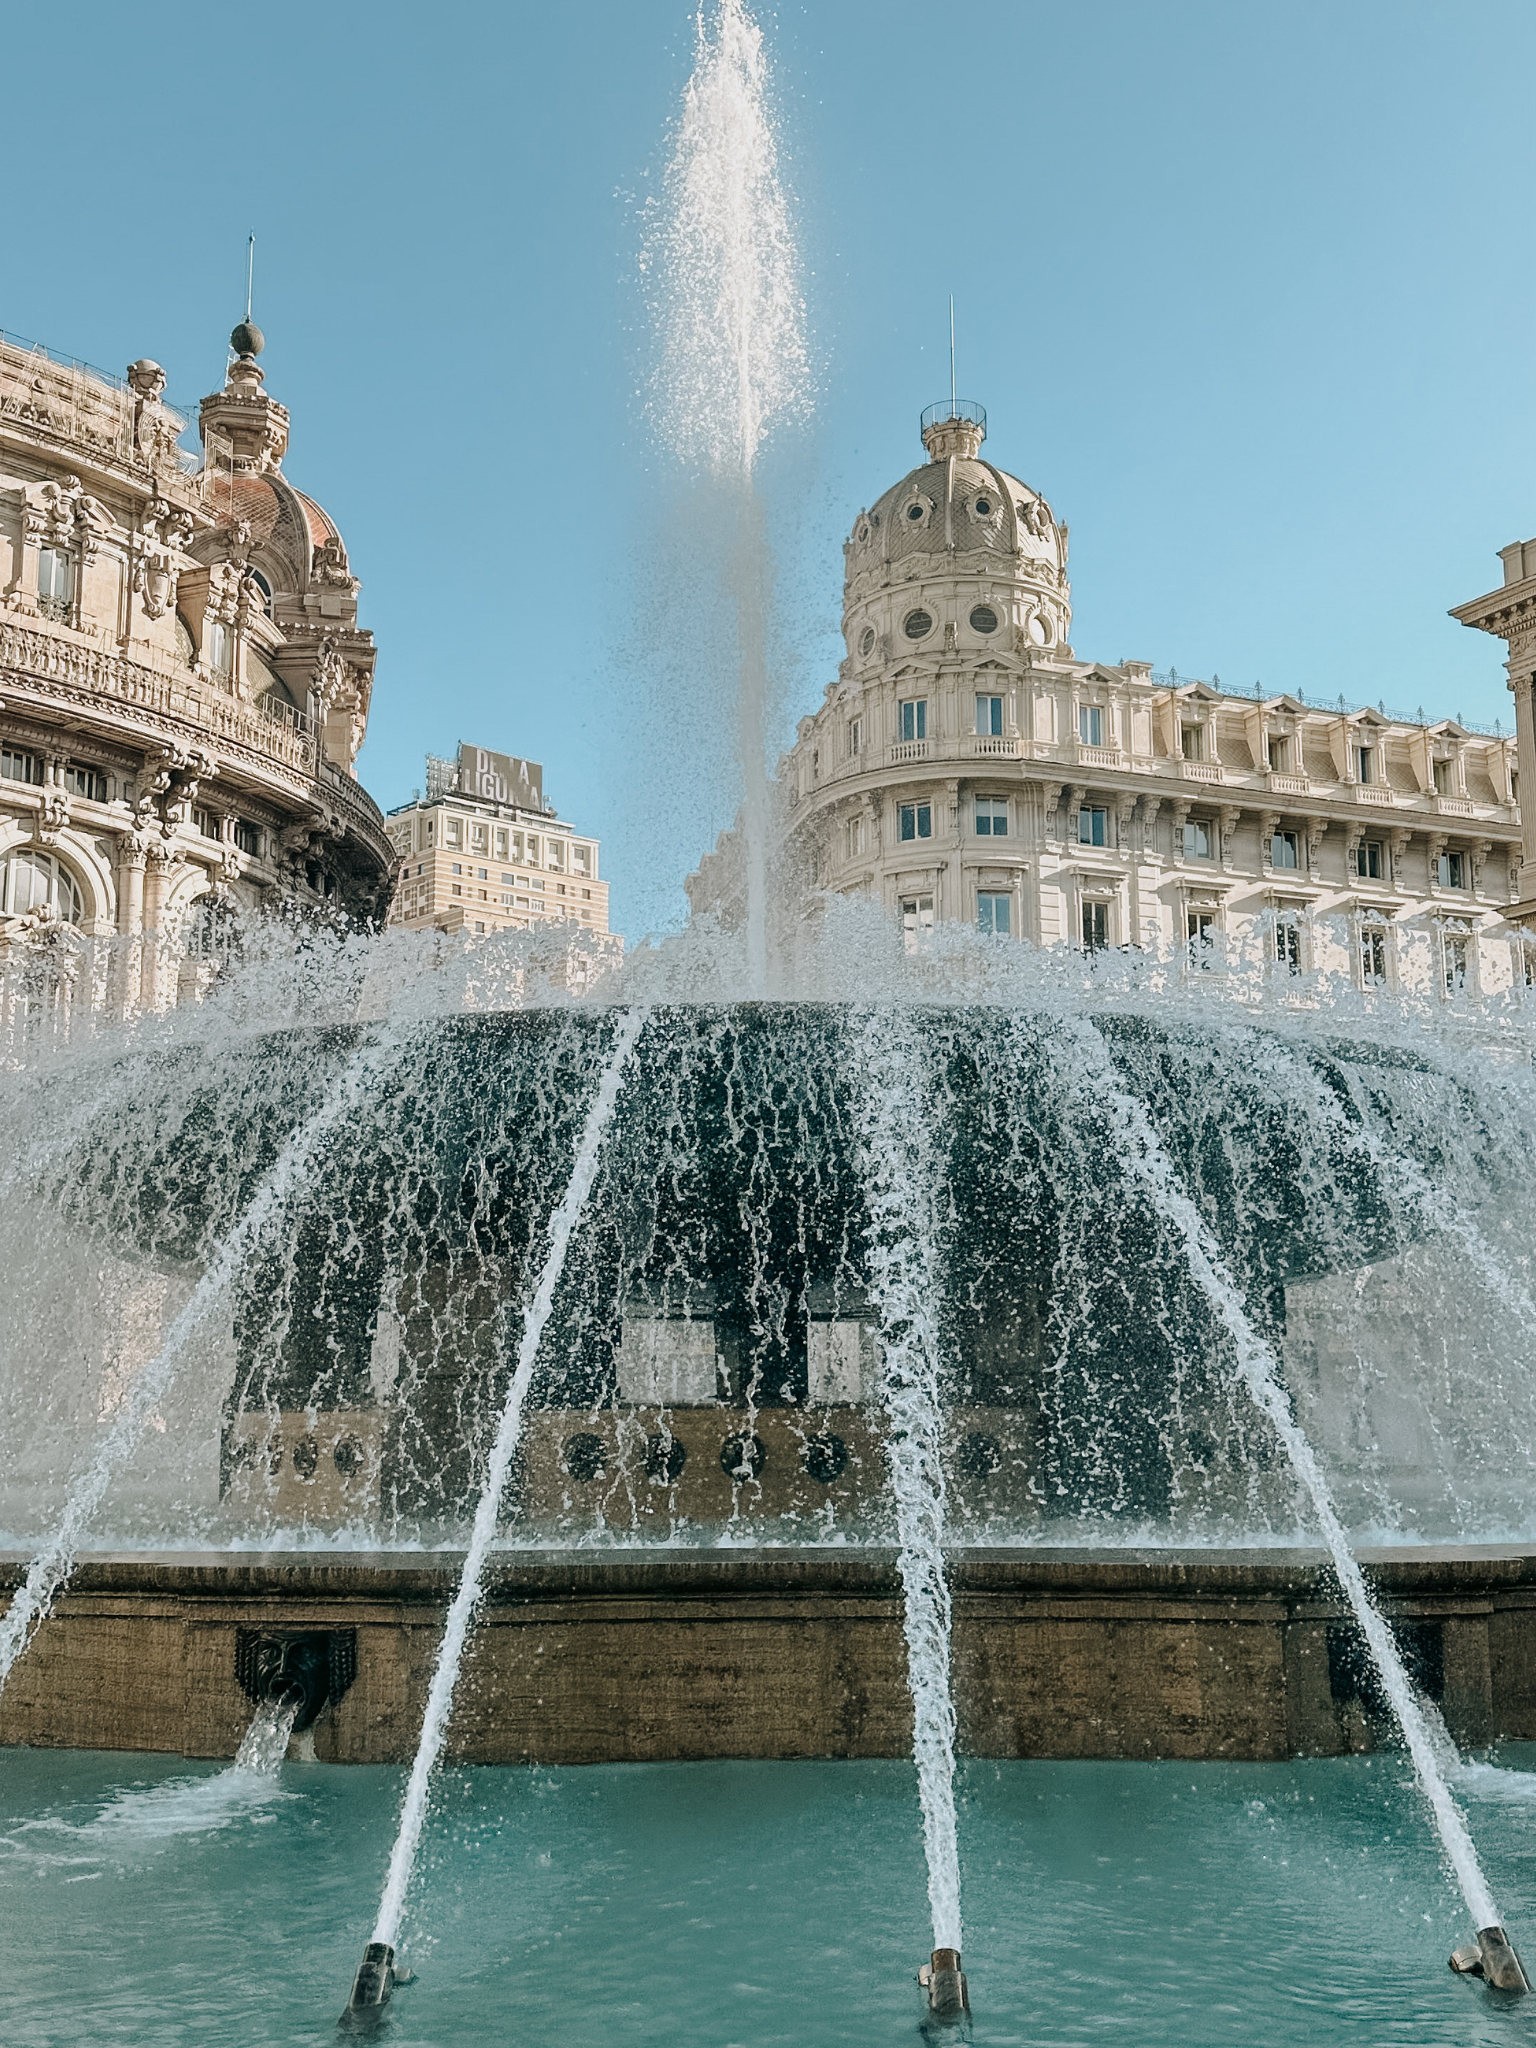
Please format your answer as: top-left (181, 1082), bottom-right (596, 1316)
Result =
top-left (384, 742), bottom-right (612, 940)
top-left (690, 404), bottom-right (1526, 994)
top-left (0, 323), bottom-right (392, 994)
top-left (1453, 540), bottom-right (1536, 929)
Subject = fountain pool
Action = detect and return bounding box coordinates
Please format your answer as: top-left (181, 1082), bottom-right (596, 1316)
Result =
top-left (2, 1743), bottom-right (1534, 2046)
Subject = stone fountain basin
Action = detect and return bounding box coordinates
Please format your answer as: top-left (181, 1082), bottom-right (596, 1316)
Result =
top-left (1, 1545), bottom-right (1532, 1765)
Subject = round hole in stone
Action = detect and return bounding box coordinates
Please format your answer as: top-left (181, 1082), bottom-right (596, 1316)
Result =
top-left (903, 609), bottom-right (933, 640)
top-left (333, 1434), bottom-right (365, 1477)
top-left (720, 1431), bottom-right (767, 1481)
top-left (644, 1433), bottom-right (687, 1484)
top-left (957, 1431), bottom-right (1002, 1480)
top-left (802, 1431), bottom-right (847, 1484)
top-left (562, 1431), bottom-right (607, 1484)
top-left (291, 1434), bottom-right (320, 1482)
top-left (969, 604), bottom-right (998, 635)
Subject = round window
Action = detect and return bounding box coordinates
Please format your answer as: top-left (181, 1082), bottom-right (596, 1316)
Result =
top-left (903, 609), bottom-right (933, 640)
top-left (0, 848), bottom-right (84, 924)
top-left (858, 626), bottom-right (875, 656)
top-left (1027, 615), bottom-right (1048, 646)
top-left (969, 605), bottom-right (999, 635)
top-left (856, 524), bottom-right (870, 545)
top-left (906, 502), bottom-right (926, 523)
top-left (973, 496), bottom-right (993, 517)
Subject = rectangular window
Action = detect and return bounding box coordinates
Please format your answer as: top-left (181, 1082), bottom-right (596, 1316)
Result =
top-left (1433, 758), bottom-right (1451, 795)
top-left (193, 808), bottom-right (221, 840)
top-left (899, 699), bottom-right (927, 743)
top-left (470, 823), bottom-right (486, 850)
top-left (1181, 724), bottom-right (1204, 762)
top-left (450, 862), bottom-right (463, 875)
top-left (900, 894), bottom-right (934, 950)
top-left (1357, 746), bottom-right (1373, 785)
top-left (1360, 923), bottom-right (1389, 987)
top-left (1, 748), bottom-right (42, 786)
top-left (1437, 850), bottom-right (1465, 888)
top-left (500, 893), bottom-right (513, 906)
top-left (1271, 830), bottom-right (1299, 870)
top-left (898, 802), bottom-right (932, 841)
top-left (1078, 806), bottom-right (1108, 847)
top-left (1187, 911), bottom-right (1216, 963)
top-left (233, 820), bottom-right (260, 856)
top-left (37, 545), bottom-right (73, 605)
top-left (1356, 838), bottom-right (1385, 880)
top-left (1181, 819), bottom-right (1211, 859)
top-left (1443, 931), bottom-right (1469, 994)
top-left (501, 871), bottom-right (515, 884)
top-left (847, 816), bottom-right (867, 859)
top-left (206, 621), bottom-right (231, 674)
top-left (494, 829), bottom-right (508, 857)
top-left (974, 796), bottom-right (1007, 836)
top-left (1082, 901), bottom-right (1110, 951)
top-left (573, 845), bottom-right (590, 874)
top-left (1273, 916), bottom-right (1302, 973)
top-left (1079, 705), bottom-right (1104, 748)
top-left (64, 761), bottom-right (107, 802)
top-left (977, 892), bottom-right (1011, 936)
top-left (975, 695), bottom-right (1003, 737)
top-left (445, 818), bottom-right (462, 846)
top-left (476, 866), bottom-right (488, 880)
top-left (1267, 735), bottom-right (1290, 773)
top-left (452, 884), bottom-right (463, 897)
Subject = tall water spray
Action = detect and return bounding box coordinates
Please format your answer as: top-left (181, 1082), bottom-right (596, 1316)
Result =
top-left (649, 0), bottom-right (808, 989)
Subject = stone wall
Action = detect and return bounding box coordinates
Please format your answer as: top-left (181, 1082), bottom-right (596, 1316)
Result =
top-left (2, 1547), bottom-right (1532, 1765)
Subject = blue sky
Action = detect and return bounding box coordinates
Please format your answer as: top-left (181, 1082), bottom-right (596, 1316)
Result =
top-left (6, 1), bottom-right (1534, 938)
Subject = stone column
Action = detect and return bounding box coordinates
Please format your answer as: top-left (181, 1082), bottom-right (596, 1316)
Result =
top-left (140, 842), bottom-right (175, 1010)
top-left (1512, 671), bottom-right (1536, 889)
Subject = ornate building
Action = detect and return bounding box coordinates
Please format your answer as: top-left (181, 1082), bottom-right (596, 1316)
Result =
top-left (0, 322), bottom-right (392, 996)
top-left (384, 741), bottom-right (614, 940)
top-left (690, 403), bottom-right (1527, 995)
top-left (1453, 540), bottom-right (1536, 929)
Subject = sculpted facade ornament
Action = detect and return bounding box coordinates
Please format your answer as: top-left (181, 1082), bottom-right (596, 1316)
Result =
top-left (311, 535), bottom-right (356, 590)
top-left (132, 497), bottom-right (194, 620)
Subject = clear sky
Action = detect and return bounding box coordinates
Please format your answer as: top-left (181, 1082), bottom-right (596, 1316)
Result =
top-left (6, 1), bottom-right (1534, 939)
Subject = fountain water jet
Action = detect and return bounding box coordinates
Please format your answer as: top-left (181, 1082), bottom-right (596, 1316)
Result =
top-left (1052, 1010), bottom-right (1522, 1982)
top-left (849, 1008), bottom-right (965, 1984)
top-left (345, 1006), bottom-right (648, 2017)
top-left (648, 0), bottom-right (808, 990)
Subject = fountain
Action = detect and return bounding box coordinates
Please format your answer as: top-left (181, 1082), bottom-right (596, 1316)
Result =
top-left (2, 2), bottom-right (1535, 2036)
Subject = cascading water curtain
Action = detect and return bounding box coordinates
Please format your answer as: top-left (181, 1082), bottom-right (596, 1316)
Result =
top-left (847, 1005), bottom-right (963, 1957)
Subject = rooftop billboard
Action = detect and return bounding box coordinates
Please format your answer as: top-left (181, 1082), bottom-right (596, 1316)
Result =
top-left (458, 744), bottom-right (542, 813)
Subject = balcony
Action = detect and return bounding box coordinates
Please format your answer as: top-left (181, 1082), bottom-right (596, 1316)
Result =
top-left (967, 734), bottom-right (1023, 759)
top-left (1435, 794), bottom-right (1475, 817)
top-left (889, 739), bottom-right (930, 765)
top-left (1356, 784), bottom-right (1396, 806)
top-left (1266, 771), bottom-right (1311, 798)
top-left (1179, 759), bottom-right (1224, 784)
top-left (1076, 743), bottom-right (1126, 772)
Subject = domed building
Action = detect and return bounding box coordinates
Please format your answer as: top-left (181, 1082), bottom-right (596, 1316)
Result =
top-left (0, 321), bottom-right (392, 1003)
top-left (691, 403), bottom-right (1529, 995)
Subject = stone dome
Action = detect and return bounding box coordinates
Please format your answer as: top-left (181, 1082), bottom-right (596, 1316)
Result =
top-left (840, 411), bottom-right (1071, 662)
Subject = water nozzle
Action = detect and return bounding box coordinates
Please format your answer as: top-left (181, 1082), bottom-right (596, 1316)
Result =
top-left (918, 1948), bottom-right (970, 2020)
top-left (1448, 1927), bottom-right (1530, 1994)
top-left (339, 1942), bottom-right (404, 2032)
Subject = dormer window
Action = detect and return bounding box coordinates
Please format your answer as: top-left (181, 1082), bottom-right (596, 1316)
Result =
top-left (1079, 705), bottom-right (1104, 748)
top-left (1433, 757), bottom-right (1452, 795)
top-left (1181, 724), bottom-right (1204, 762)
top-left (1357, 745), bottom-right (1374, 786)
top-left (37, 546), bottom-right (73, 623)
top-left (1268, 735), bottom-right (1290, 773)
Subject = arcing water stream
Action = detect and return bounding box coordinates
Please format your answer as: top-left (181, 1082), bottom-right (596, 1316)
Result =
top-left (1050, 1010), bottom-right (1505, 1941)
top-left (849, 1008), bottom-right (964, 1959)
top-left (358, 1007), bottom-right (648, 1987)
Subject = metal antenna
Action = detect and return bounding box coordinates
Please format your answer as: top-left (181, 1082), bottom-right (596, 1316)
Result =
top-left (246, 233), bottom-right (256, 321)
top-left (949, 295), bottom-right (956, 417)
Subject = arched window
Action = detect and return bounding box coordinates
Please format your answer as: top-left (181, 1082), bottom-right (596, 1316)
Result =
top-left (1, 849), bottom-right (85, 924)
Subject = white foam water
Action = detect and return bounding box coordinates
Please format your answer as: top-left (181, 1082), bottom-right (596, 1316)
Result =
top-left (369, 1007), bottom-right (649, 1951)
top-left (849, 1007), bottom-right (963, 1955)
top-left (1053, 1012), bottom-right (1502, 1937)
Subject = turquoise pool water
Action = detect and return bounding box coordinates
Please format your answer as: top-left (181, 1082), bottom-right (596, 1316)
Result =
top-left (2, 1746), bottom-right (1535, 2045)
